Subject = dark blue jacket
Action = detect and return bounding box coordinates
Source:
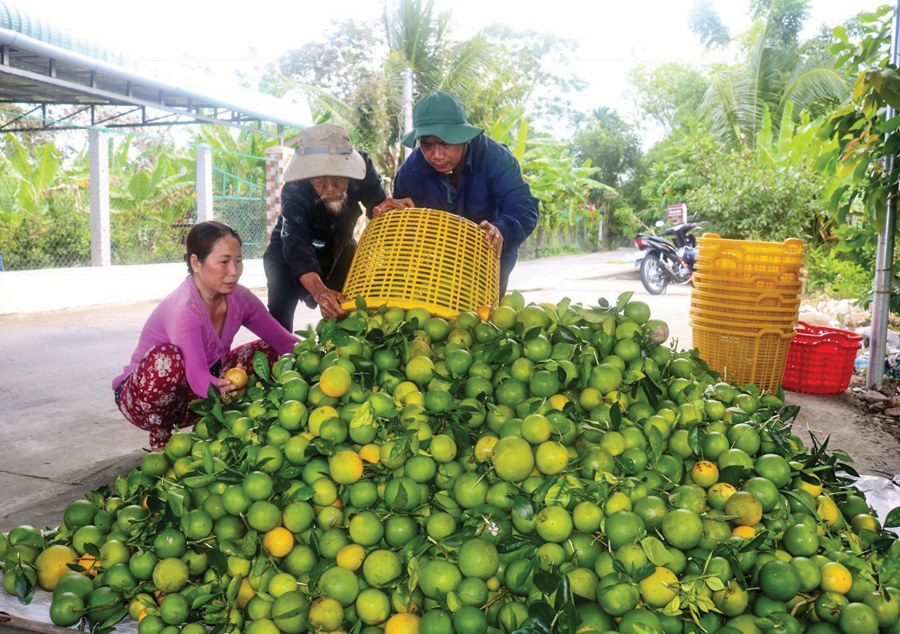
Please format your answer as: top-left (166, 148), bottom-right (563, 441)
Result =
top-left (392, 134), bottom-right (539, 257)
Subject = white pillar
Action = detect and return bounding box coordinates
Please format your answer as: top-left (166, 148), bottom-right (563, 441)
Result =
top-left (196, 144), bottom-right (214, 222)
top-left (89, 129), bottom-right (111, 267)
top-left (265, 145), bottom-right (294, 243)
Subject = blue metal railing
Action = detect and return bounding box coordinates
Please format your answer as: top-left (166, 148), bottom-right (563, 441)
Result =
top-left (212, 166), bottom-right (265, 200)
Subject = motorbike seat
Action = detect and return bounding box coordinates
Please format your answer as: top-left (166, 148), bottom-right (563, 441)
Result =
top-left (663, 223), bottom-right (698, 249)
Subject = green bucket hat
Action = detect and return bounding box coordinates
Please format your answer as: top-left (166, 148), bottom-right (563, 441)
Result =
top-left (401, 91), bottom-right (483, 148)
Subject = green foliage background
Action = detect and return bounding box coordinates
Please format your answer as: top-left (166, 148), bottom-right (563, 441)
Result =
top-left (0, 128), bottom-right (270, 270)
top-left (0, 0), bottom-right (894, 313)
top-left (631, 2), bottom-right (890, 304)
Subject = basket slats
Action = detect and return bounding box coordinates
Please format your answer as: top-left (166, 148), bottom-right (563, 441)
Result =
top-left (341, 208), bottom-right (500, 318)
top-left (691, 287), bottom-right (801, 309)
top-left (691, 324), bottom-right (795, 390)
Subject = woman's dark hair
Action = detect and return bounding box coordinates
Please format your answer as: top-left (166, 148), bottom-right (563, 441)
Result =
top-left (184, 221), bottom-right (242, 273)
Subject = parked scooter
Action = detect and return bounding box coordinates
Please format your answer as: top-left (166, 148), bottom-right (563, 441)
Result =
top-left (634, 221), bottom-right (701, 294)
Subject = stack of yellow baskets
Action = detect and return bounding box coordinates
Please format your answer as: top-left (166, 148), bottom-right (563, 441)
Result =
top-left (689, 234), bottom-right (804, 391)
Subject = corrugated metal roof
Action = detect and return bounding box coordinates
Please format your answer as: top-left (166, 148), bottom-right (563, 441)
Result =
top-left (0, 1), bottom-right (131, 67)
top-left (0, 3), bottom-right (309, 136)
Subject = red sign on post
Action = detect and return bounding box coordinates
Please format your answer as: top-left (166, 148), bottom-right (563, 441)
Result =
top-left (667, 203), bottom-right (687, 224)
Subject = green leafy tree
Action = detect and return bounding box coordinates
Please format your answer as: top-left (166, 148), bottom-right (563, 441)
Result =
top-left (0, 134), bottom-right (91, 269)
top-left (750, 0), bottom-right (810, 48)
top-left (639, 126), bottom-right (720, 222)
top-left (382, 0), bottom-right (492, 100)
top-left (817, 6), bottom-right (893, 235)
top-left (688, 103), bottom-right (828, 241)
top-left (485, 108), bottom-right (608, 248)
top-left (690, 1), bottom-right (731, 49)
top-left (570, 108), bottom-right (642, 247)
top-left (471, 25), bottom-right (585, 131)
top-left (1, 134), bottom-right (62, 217)
top-left (260, 18), bottom-right (397, 175)
top-left (260, 19), bottom-right (385, 101)
top-left (630, 62), bottom-right (709, 133)
top-left (810, 5), bottom-right (897, 308)
top-left (699, 3), bottom-right (847, 148)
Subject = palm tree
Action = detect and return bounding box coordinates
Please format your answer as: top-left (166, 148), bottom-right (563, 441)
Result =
top-left (700, 18), bottom-right (847, 148)
top-left (382, 0), bottom-right (496, 156)
top-left (297, 0), bottom-right (527, 176)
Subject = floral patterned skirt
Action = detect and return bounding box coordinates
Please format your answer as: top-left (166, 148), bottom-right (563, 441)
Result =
top-left (115, 340), bottom-right (277, 448)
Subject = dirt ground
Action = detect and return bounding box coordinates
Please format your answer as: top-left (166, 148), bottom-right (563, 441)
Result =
top-left (0, 250), bottom-right (897, 534)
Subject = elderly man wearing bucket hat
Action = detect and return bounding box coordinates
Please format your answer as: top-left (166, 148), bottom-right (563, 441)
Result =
top-left (263, 123), bottom-right (408, 329)
top-left (388, 91), bottom-right (539, 295)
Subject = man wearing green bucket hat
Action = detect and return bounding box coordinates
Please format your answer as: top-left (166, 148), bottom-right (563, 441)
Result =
top-left (388, 91), bottom-right (540, 295)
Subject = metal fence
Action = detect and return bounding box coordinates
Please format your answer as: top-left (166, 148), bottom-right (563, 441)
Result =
top-left (212, 154), bottom-right (268, 259)
top-left (0, 108), bottom-right (271, 271)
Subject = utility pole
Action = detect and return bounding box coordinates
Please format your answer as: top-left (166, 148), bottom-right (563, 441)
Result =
top-left (867, 0), bottom-right (900, 389)
top-left (402, 68), bottom-right (414, 160)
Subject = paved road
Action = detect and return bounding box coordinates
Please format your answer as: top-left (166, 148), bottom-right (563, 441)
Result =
top-left (0, 250), bottom-right (896, 532)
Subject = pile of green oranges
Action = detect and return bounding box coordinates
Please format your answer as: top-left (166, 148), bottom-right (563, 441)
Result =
top-left (2, 292), bottom-right (898, 634)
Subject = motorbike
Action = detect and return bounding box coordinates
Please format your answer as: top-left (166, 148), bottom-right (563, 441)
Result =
top-left (634, 222), bottom-right (701, 295)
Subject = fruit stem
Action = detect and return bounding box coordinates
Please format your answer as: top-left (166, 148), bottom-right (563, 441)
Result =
top-left (482, 589), bottom-right (509, 611)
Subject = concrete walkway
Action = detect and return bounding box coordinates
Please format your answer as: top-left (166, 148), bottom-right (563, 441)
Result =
top-left (1, 250), bottom-right (896, 532)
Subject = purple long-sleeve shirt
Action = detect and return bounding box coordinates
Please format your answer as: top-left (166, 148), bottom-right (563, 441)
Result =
top-left (113, 276), bottom-right (298, 397)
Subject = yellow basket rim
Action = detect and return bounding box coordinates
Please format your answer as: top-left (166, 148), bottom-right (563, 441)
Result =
top-left (693, 270), bottom-right (804, 286)
top-left (690, 320), bottom-right (796, 338)
top-left (340, 298), bottom-right (464, 319)
top-left (690, 297), bottom-right (801, 314)
top-left (377, 206), bottom-right (484, 228)
top-left (698, 233), bottom-right (805, 253)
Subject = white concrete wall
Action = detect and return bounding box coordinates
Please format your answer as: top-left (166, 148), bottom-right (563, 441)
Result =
top-left (0, 259), bottom-right (266, 315)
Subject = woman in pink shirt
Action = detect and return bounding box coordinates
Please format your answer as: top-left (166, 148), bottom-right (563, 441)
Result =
top-left (113, 221), bottom-right (298, 448)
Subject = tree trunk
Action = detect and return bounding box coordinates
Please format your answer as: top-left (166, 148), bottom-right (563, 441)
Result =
top-left (602, 202), bottom-right (611, 251)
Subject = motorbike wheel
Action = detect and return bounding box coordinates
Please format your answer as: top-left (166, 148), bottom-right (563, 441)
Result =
top-left (640, 254), bottom-right (667, 295)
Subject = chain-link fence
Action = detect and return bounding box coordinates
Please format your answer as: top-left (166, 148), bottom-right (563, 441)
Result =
top-left (0, 126), bottom-right (92, 270)
top-left (212, 153), bottom-right (268, 259)
top-left (0, 107), bottom-right (272, 271)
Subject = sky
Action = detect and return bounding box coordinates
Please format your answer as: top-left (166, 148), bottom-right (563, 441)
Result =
top-left (21, 0), bottom-right (878, 146)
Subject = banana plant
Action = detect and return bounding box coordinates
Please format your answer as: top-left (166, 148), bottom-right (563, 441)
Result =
top-left (487, 108), bottom-right (612, 230)
top-left (0, 133), bottom-right (62, 218)
top-left (108, 140), bottom-right (194, 225)
top-left (193, 126), bottom-right (274, 198)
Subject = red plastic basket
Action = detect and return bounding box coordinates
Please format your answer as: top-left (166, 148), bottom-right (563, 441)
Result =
top-left (782, 322), bottom-right (864, 395)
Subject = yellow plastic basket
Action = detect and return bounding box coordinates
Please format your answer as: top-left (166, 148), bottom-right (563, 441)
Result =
top-left (691, 287), bottom-right (801, 309)
top-left (691, 323), bottom-right (795, 391)
top-left (697, 233), bottom-right (804, 259)
top-left (693, 271), bottom-right (803, 294)
top-left (690, 313), bottom-right (797, 334)
top-left (341, 208), bottom-right (500, 318)
top-left (690, 294), bottom-right (800, 318)
top-left (697, 234), bottom-right (804, 278)
top-left (695, 257), bottom-right (802, 280)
